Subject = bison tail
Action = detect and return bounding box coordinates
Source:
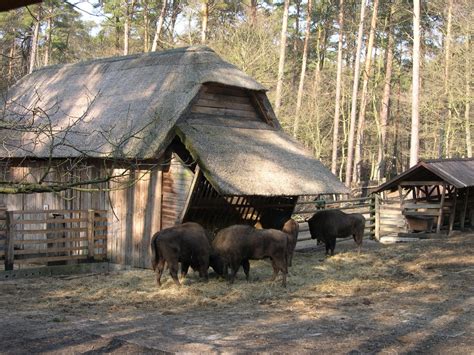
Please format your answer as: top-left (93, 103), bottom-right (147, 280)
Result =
top-left (150, 233), bottom-right (160, 271)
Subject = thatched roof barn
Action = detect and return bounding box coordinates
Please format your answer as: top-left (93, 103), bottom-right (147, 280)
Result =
top-left (375, 158), bottom-right (474, 235)
top-left (1, 46), bottom-right (347, 268)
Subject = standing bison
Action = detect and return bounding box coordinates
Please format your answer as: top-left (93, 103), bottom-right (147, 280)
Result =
top-left (257, 210), bottom-right (299, 267)
top-left (307, 209), bottom-right (365, 256)
top-left (212, 225), bottom-right (289, 287)
top-left (150, 222), bottom-right (210, 287)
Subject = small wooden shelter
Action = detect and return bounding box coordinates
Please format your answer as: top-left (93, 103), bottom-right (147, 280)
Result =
top-left (0, 46), bottom-right (347, 268)
top-left (375, 158), bottom-right (474, 236)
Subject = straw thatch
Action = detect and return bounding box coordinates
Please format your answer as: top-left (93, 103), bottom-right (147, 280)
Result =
top-left (1, 46), bottom-right (264, 159)
top-left (1, 46), bottom-right (348, 196)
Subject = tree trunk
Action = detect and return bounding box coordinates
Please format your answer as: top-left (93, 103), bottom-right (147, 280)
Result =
top-left (43, 4), bottom-right (53, 66)
top-left (466, 29), bottom-right (472, 158)
top-left (151, 0), bottom-right (167, 51)
top-left (376, 4), bottom-right (395, 180)
top-left (331, 0), bottom-right (344, 175)
top-left (294, 0), bottom-right (312, 137)
top-left (200, 1), bottom-right (209, 44)
top-left (274, 0), bottom-right (290, 116)
top-left (28, 5), bottom-right (42, 74)
top-left (169, 0), bottom-right (180, 41)
top-left (352, 0), bottom-right (379, 183)
top-left (409, 0), bottom-right (421, 167)
top-left (123, 0), bottom-right (136, 56)
top-left (344, 0), bottom-right (367, 186)
top-left (441, 0), bottom-right (453, 158)
top-left (143, 0), bottom-right (149, 52)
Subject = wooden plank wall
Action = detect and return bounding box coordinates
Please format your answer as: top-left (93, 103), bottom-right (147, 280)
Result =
top-left (0, 160), bottom-right (167, 269)
top-left (187, 84), bottom-right (267, 128)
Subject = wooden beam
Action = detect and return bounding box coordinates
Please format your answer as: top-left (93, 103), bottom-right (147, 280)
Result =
top-left (399, 181), bottom-right (444, 186)
top-left (448, 188), bottom-right (458, 234)
top-left (4, 212), bottom-right (14, 271)
top-left (459, 188), bottom-right (469, 229)
top-left (179, 167), bottom-right (201, 223)
top-left (436, 184), bottom-right (446, 234)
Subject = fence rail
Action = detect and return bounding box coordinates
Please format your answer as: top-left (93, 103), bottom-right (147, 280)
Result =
top-left (0, 209), bottom-right (107, 270)
top-left (294, 195), bottom-right (405, 241)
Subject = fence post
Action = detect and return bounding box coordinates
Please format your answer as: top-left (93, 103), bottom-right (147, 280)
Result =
top-left (87, 209), bottom-right (95, 261)
top-left (4, 211), bottom-right (14, 270)
top-left (369, 194), bottom-right (379, 240)
top-left (374, 194), bottom-right (380, 241)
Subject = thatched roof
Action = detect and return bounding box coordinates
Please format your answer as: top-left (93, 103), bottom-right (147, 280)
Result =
top-left (2, 46), bottom-right (264, 159)
top-left (2, 46), bottom-right (348, 196)
top-left (375, 158), bottom-right (474, 192)
top-left (177, 121), bottom-right (347, 196)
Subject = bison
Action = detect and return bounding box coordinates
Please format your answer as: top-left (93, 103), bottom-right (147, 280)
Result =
top-left (307, 209), bottom-right (365, 256)
top-left (257, 210), bottom-right (299, 267)
top-left (150, 222), bottom-right (210, 287)
top-left (212, 225), bottom-right (289, 287)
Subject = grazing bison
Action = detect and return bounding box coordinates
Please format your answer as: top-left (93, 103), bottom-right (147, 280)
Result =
top-left (150, 222), bottom-right (210, 287)
top-left (212, 225), bottom-right (289, 287)
top-left (307, 209), bottom-right (365, 256)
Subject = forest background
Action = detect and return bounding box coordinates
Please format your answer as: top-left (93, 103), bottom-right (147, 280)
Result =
top-left (0, 0), bottom-right (472, 187)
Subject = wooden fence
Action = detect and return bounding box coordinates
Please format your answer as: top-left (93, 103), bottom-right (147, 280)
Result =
top-left (294, 195), bottom-right (405, 241)
top-left (0, 209), bottom-right (107, 270)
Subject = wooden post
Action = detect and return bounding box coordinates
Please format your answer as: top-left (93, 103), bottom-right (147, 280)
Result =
top-left (459, 188), bottom-right (469, 229)
top-left (87, 209), bottom-right (95, 260)
top-left (4, 211), bottom-right (14, 271)
top-left (372, 194), bottom-right (380, 241)
top-left (436, 184), bottom-right (446, 234)
top-left (448, 188), bottom-right (458, 234)
top-left (178, 166), bottom-right (200, 224)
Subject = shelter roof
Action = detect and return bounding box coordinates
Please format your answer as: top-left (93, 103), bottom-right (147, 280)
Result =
top-left (1, 46), bottom-right (348, 196)
top-left (375, 158), bottom-right (474, 192)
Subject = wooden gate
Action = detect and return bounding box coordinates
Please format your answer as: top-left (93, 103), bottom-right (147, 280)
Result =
top-left (0, 209), bottom-right (107, 270)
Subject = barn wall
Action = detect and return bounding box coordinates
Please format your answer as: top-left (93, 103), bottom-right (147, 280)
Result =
top-left (0, 159), bottom-right (176, 269)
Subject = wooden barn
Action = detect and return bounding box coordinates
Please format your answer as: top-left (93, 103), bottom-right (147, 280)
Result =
top-left (375, 158), bottom-right (474, 237)
top-left (0, 46), bottom-right (347, 269)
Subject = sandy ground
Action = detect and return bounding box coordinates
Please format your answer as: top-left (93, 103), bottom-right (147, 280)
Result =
top-left (0, 231), bottom-right (473, 354)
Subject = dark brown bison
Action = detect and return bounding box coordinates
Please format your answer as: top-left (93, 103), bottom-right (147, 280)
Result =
top-left (212, 225), bottom-right (289, 287)
top-left (307, 209), bottom-right (365, 256)
top-left (257, 211), bottom-right (299, 267)
top-left (150, 222), bottom-right (210, 287)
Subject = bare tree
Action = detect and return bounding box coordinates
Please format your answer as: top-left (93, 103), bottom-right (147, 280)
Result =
top-left (28, 5), bottom-right (42, 74)
top-left (294, 0), bottom-right (312, 137)
top-left (331, 0), bottom-right (344, 175)
top-left (274, 0), bottom-right (290, 116)
top-left (409, 0), bottom-right (421, 167)
top-left (345, 0), bottom-right (367, 186)
top-left (123, 0), bottom-right (136, 55)
top-left (441, 0), bottom-right (453, 158)
top-left (376, 1), bottom-right (396, 180)
top-left (151, 0), bottom-right (168, 51)
top-left (43, 3), bottom-right (53, 66)
top-left (353, 0), bottom-right (379, 183)
top-left (200, 0), bottom-right (209, 44)
top-left (466, 27), bottom-right (472, 158)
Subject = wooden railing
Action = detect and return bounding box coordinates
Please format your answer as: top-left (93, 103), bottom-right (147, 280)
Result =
top-left (0, 209), bottom-right (107, 270)
top-left (294, 196), bottom-right (377, 240)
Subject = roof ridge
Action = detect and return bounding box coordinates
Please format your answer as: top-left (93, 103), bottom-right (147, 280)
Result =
top-left (31, 45), bottom-right (216, 74)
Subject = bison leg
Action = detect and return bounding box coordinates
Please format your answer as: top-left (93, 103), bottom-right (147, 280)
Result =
top-left (155, 259), bottom-right (166, 287)
top-left (169, 261), bottom-right (181, 287)
top-left (181, 262), bottom-right (190, 280)
top-left (242, 259), bottom-right (250, 281)
top-left (329, 239), bottom-right (336, 256)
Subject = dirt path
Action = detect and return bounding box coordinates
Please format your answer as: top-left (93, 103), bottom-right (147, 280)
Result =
top-left (1, 233), bottom-right (473, 353)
